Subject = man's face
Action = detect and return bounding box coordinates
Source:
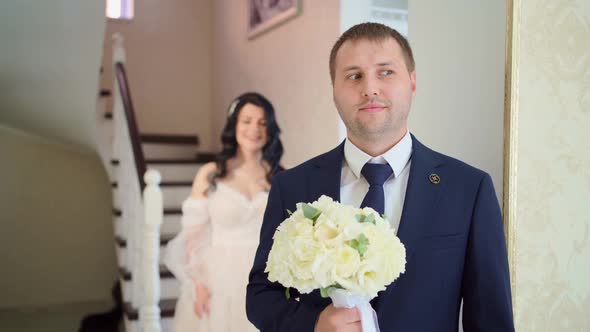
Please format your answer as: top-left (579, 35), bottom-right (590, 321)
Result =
top-left (332, 38), bottom-right (416, 142)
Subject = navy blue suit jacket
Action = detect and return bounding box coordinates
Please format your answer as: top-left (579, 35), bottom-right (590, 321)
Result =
top-left (247, 135), bottom-right (514, 331)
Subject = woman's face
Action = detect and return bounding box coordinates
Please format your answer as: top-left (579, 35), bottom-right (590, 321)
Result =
top-left (235, 103), bottom-right (268, 153)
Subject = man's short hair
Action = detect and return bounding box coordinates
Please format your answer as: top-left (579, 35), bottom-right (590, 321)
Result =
top-left (329, 22), bottom-right (415, 83)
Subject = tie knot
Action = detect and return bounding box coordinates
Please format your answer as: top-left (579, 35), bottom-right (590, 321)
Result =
top-left (361, 163), bottom-right (393, 186)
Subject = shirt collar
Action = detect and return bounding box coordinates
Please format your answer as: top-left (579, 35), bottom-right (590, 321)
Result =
top-left (343, 130), bottom-right (413, 179)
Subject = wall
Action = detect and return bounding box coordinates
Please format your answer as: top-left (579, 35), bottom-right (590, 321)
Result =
top-left (408, 0), bottom-right (507, 199)
top-left (211, 0), bottom-right (341, 167)
top-left (0, 0), bottom-right (105, 151)
top-left (0, 126), bottom-right (117, 308)
top-left (510, 0), bottom-right (590, 330)
top-left (101, 0), bottom-right (215, 150)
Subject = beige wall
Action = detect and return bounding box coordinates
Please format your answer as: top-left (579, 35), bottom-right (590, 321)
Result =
top-left (211, 0), bottom-right (341, 167)
top-left (510, 0), bottom-right (590, 330)
top-left (101, 0), bottom-right (215, 150)
top-left (0, 0), bottom-right (105, 151)
top-left (0, 126), bottom-right (117, 308)
top-left (408, 0), bottom-right (506, 199)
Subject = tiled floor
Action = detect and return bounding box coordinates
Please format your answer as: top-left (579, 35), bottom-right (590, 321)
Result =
top-left (0, 301), bottom-right (117, 332)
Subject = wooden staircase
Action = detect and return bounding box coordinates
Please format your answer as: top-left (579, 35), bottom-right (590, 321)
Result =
top-left (101, 105), bottom-right (215, 331)
top-left (96, 34), bottom-right (215, 332)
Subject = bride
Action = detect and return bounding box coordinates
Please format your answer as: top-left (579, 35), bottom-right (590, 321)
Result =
top-left (164, 92), bottom-right (284, 331)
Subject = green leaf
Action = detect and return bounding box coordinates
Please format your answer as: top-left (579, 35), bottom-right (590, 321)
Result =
top-left (357, 233), bottom-right (369, 255)
top-left (365, 213), bottom-right (376, 225)
top-left (348, 233), bottom-right (370, 257)
top-left (355, 214), bottom-right (366, 223)
top-left (285, 287), bottom-right (291, 300)
top-left (287, 209), bottom-right (293, 216)
top-left (302, 204), bottom-right (321, 223)
top-left (356, 213), bottom-right (375, 225)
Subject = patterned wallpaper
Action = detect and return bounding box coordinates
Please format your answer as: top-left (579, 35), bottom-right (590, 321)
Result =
top-left (512, 0), bottom-right (590, 330)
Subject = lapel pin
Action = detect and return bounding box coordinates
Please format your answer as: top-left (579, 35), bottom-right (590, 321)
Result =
top-left (429, 173), bottom-right (441, 184)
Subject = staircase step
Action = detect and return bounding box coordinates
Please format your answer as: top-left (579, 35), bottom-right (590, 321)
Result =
top-left (115, 224), bottom-right (177, 268)
top-left (147, 158), bottom-right (204, 164)
top-left (143, 144), bottom-right (200, 160)
top-left (140, 133), bottom-right (199, 145)
top-left (123, 299), bottom-right (177, 320)
top-left (116, 241), bottom-right (172, 269)
top-left (120, 272), bottom-right (180, 301)
top-left (124, 316), bottom-right (174, 332)
top-left (140, 133), bottom-right (201, 160)
top-left (160, 214), bottom-right (182, 235)
top-left (115, 234), bottom-right (175, 248)
top-left (146, 162), bottom-right (202, 182)
top-left (113, 213), bottom-right (181, 239)
top-left (111, 181), bottom-right (191, 210)
top-left (112, 207), bottom-right (181, 240)
top-left (110, 158), bottom-right (201, 165)
top-left (110, 158), bottom-right (203, 182)
top-left (112, 207), bottom-right (181, 217)
top-left (195, 152), bottom-right (217, 163)
top-left (119, 265), bottom-right (174, 281)
top-left (111, 181), bottom-right (192, 187)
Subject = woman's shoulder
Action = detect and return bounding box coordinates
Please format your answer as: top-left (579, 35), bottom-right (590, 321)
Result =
top-left (191, 162), bottom-right (218, 198)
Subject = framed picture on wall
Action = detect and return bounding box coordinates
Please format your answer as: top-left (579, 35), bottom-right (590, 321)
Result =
top-left (248, 0), bottom-right (301, 39)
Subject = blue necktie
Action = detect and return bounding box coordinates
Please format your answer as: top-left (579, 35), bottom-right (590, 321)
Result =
top-left (360, 163), bottom-right (393, 215)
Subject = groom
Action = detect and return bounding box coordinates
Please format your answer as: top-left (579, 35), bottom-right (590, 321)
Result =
top-left (246, 22), bottom-right (515, 332)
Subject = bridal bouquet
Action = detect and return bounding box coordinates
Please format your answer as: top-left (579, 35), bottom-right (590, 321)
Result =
top-left (265, 195), bottom-right (406, 332)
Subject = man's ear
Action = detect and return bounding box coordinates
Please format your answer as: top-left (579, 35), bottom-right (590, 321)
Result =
top-left (410, 70), bottom-right (417, 97)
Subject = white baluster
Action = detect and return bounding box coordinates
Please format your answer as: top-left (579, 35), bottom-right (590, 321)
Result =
top-left (112, 32), bottom-right (126, 63)
top-left (141, 170), bottom-right (163, 332)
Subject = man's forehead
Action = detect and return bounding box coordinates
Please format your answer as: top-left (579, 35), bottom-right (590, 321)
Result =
top-left (336, 38), bottom-right (403, 64)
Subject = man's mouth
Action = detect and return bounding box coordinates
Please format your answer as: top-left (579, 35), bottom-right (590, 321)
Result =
top-left (359, 102), bottom-right (387, 112)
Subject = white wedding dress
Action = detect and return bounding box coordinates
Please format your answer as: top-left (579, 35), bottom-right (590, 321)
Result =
top-left (164, 183), bottom-right (268, 332)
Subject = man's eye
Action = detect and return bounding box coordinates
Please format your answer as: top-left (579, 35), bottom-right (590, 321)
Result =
top-left (347, 73), bottom-right (361, 80)
top-left (380, 70), bottom-right (394, 76)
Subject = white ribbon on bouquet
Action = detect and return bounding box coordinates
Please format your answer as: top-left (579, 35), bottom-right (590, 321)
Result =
top-left (328, 288), bottom-right (380, 332)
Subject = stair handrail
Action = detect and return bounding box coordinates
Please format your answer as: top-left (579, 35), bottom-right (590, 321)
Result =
top-left (114, 60), bottom-right (147, 190)
top-left (111, 32), bottom-right (146, 311)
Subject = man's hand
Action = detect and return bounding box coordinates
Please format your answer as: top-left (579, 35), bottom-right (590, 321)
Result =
top-left (315, 304), bottom-right (362, 332)
top-left (193, 283), bottom-right (211, 318)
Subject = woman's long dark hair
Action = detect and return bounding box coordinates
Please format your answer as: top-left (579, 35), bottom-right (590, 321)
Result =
top-left (210, 92), bottom-right (284, 188)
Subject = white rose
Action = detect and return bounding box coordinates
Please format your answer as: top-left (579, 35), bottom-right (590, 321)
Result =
top-left (314, 217), bottom-right (342, 246)
top-left (311, 247), bottom-right (336, 288)
top-left (332, 245), bottom-right (361, 279)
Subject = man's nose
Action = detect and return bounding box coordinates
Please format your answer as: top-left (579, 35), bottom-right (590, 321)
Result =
top-left (362, 77), bottom-right (380, 97)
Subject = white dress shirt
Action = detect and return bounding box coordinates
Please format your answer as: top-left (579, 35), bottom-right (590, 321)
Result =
top-left (340, 131), bottom-right (413, 233)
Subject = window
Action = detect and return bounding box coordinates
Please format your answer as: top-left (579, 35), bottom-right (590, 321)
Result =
top-left (106, 0), bottom-right (134, 20)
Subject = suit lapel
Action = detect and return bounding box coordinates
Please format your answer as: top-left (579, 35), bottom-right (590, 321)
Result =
top-left (374, 135), bottom-right (446, 311)
top-left (306, 142), bottom-right (345, 203)
top-left (396, 135), bottom-right (445, 256)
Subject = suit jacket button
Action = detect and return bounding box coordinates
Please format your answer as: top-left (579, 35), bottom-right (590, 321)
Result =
top-left (429, 174), bottom-right (441, 184)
